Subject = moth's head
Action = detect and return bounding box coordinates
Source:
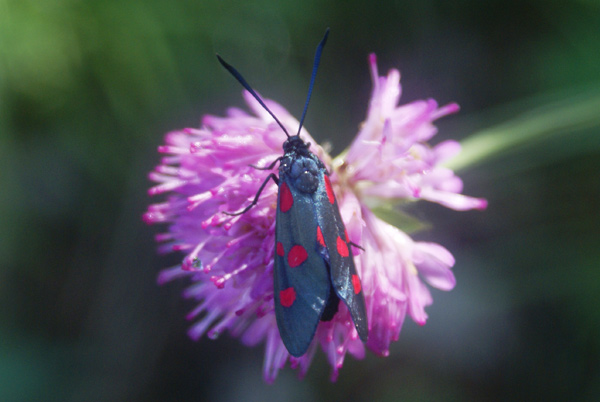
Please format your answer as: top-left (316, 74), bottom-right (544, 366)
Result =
top-left (283, 135), bottom-right (310, 154)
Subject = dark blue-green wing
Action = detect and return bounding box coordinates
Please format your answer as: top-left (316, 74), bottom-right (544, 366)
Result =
top-left (273, 177), bottom-right (330, 357)
top-left (314, 171), bottom-right (368, 342)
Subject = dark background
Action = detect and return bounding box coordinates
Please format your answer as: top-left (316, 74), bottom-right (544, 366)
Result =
top-left (2, 1), bottom-right (599, 401)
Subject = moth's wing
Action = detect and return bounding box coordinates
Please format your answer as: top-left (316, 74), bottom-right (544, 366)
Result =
top-left (315, 171), bottom-right (368, 342)
top-left (274, 178), bottom-right (330, 357)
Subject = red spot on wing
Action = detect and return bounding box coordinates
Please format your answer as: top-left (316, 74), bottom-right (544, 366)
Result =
top-left (280, 287), bottom-right (296, 307)
top-left (280, 182), bottom-right (293, 212)
top-left (324, 174), bottom-right (335, 204)
top-left (352, 274), bottom-right (362, 294)
top-left (276, 242), bottom-right (284, 257)
top-left (316, 226), bottom-right (326, 247)
top-left (288, 245), bottom-right (308, 267)
top-left (336, 236), bottom-right (349, 257)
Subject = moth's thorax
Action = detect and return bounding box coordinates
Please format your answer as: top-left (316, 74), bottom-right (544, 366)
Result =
top-left (280, 135), bottom-right (325, 194)
top-left (280, 155), bottom-right (320, 194)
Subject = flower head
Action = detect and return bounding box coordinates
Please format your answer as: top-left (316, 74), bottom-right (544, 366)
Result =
top-left (144, 54), bottom-right (486, 382)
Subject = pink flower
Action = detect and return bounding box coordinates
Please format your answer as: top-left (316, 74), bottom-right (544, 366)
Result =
top-left (144, 54), bottom-right (486, 382)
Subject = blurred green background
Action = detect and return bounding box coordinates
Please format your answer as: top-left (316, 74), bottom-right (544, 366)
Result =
top-left (1, 0), bottom-right (599, 401)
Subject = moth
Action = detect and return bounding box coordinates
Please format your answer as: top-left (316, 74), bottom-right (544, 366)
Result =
top-left (218, 29), bottom-right (367, 357)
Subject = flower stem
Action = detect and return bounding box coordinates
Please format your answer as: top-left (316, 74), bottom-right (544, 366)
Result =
top-left (446, 89), bottom-right (600, 171)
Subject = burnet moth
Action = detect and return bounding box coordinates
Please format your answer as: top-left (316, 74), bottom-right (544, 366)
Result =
top-left (218, 29), bottom-right (368, 357)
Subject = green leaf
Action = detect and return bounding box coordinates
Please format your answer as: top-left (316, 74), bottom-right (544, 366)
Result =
top-left (371, 205), bottom-right (430, 234)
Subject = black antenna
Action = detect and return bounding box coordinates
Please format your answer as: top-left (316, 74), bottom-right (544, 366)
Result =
top-left (297, 28), bottom-right (329, 136)
top-left (217, 28), bottom-right (330, 139)
top-left (217, 54), bottom-right (291, 138)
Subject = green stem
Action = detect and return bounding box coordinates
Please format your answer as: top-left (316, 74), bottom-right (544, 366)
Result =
top-left (445, 89), bottom-right (600, 171)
